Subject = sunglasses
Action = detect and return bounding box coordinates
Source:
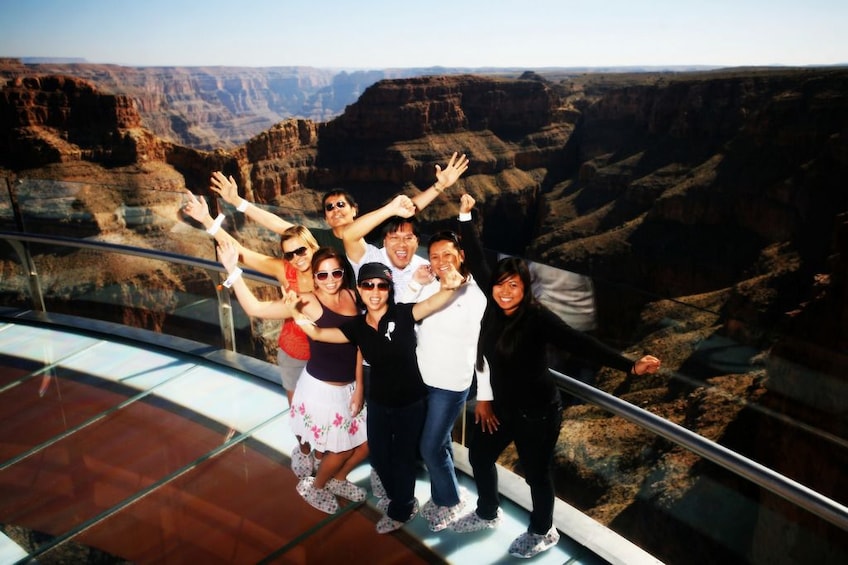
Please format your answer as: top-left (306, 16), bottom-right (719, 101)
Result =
top-left (315, 269), bottom-right (345, 281)
top-left (324, 201), bottom-right (348, 212)
top-left (359, 281), bottom-right (390, 291)
top-left (282, 246), bottom-right (308, 261)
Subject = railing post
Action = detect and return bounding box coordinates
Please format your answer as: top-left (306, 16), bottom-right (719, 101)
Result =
top-left (6, 239), bottom-right (46, 312)
top-left (211, 269), bottom-right (237, 352)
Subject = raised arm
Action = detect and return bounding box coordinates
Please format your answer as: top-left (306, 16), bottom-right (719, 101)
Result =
top-left (409, 152), bottom-right (470, 212)
top-left (209, 171), bottom-right (295, 235)
top-left (457, 193), bottom-right (493, 289)
top-left (292, 315), bottom-right (350, 344)
top-left (184, 192), bottom-right (240, 248)
top-left (217, 240), bottom-right (296, 319)
top-left (185, 192), bottom-right (288, 284)
top-left (342, 194), bottom-right (416, 263)
top-left (411, 264), bottom-right (465, 321)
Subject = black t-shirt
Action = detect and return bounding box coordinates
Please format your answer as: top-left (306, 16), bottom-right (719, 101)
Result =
top-left (340, 303), bottom-right (427, 407)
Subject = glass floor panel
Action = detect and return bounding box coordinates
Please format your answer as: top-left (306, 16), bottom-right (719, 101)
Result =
top-left (0, 319), bottom-right (631, 564)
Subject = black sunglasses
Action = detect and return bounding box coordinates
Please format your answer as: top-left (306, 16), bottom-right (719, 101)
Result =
top-left (315, 269), bottom-right (345, 281)
top-left (359, 281), bottom-right (390, 291)
top-left (283, 246), bottom-right (308, 261)
top-left (324, 201), bottom-right (348, 212)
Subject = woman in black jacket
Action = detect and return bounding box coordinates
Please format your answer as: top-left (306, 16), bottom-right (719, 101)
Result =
top-left (452, 194), bottom-right (661, 559)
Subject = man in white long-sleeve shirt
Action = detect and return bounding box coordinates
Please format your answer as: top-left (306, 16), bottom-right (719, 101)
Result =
top-left (342, 153), bottom-right (469, 303)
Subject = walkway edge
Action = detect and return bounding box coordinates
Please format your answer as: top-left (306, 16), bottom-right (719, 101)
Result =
top-left (452, 444), bottom-right (665, 565)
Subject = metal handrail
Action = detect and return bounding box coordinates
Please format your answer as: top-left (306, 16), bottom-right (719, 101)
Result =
top-left (2, 230), bottom-right (846, 535)
top-left (0, 230), bottom-right (279, 352)
top-left (553, 369), bottom-right (848, 532)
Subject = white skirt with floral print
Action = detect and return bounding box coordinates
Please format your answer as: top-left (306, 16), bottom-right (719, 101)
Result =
top-left (290, 370), bottom-right (368, 453)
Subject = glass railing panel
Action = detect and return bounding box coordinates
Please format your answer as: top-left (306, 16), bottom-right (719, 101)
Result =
top-left (569, 428), bottom-right (848, 564)
top-left (0, 238), bottom-right (32, 311)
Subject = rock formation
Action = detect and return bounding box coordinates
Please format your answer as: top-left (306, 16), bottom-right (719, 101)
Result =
top-left (1, 63), bottom-right (847, 564)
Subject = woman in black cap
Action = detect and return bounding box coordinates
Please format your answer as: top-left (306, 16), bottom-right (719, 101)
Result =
top-left (292, 261), bottom-right (465, 534)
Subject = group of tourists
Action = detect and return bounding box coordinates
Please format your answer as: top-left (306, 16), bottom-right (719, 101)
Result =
top-left (183, 152), bottom-right (661, 559)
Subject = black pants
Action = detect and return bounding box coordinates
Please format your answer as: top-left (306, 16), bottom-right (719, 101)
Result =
top-left (367, 398), bottom-right (426, 521)
top-left (468, 400), bottom-right (563, 534)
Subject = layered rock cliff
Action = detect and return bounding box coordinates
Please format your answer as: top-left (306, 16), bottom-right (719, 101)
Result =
top-left (2, 65), bottom-right (847, 564)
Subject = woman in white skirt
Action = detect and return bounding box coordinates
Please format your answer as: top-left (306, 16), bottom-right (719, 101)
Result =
top-left (219, 242), bottom-right (369, 514)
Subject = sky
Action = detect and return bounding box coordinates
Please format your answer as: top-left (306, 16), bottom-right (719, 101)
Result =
top-left (1, 0), bottom-right (846, 69)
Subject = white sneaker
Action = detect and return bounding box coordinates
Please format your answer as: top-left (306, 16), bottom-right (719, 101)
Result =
top-left (291, 448), bottom-right (314, 479)
top-left (326, 478), bottom-right (367, 502)
top-left (508, 527), bottom-right (560, 559)
top-left (296, 477), bottom-right (339, 514)
top-left (375, 498), bottom-right (419, 534)
top-left (451, 508), bottom-right (502, 533)
top-left (370, 467), bottom-right (386, 499)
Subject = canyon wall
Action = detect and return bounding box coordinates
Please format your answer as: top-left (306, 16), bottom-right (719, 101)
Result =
top-left (2, 63), bottom-right (847, 564)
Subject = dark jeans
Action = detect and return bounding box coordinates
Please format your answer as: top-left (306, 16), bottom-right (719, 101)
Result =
top-left (367, 398), bottom-right (426, 521)
top-left (468, 400), bottom-right (563, 534)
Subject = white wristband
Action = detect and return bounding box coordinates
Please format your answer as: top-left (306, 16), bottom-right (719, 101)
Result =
top-left (295, 317), bottom-right (316, 326)
top-left (222, 267), bottom-right (243, 288)
top-left (206, 213), bottom-right (225, 235)
top-left (236, 199), bottom-right (250, 213)
top-left (458, 212), bottom-right (472, 222)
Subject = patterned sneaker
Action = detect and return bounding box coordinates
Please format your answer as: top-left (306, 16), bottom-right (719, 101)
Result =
top-left (420, 499), bottom-right (437, 522)
top-left (451, 508), bottom-right (503, 533)
top-left (428, 499), bottom-right (467, 532)
top-left (291, 448), bottom-right (314, 479)
top-left (375, 498), bottom-right (419, 534)
top-left (508, 527), bottom-right (560, 559)
top-left (296, 477), bottom-right (339, 514)
top-left (326, 478), bottom-right (367, 502)
top-left (370, 468), bottom-right (386, 499)
top-left (376, 496), bottom-right (391, 513)
top-left (425, 488), bottom-right (469, 532)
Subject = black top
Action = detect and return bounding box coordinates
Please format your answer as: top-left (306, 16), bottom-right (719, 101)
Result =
top-left (340, 302), bottom-right (427, 407)
top-left (460, 218), bottom-right (633, 412)
top-left (480, 304), bottom-right (632, 413)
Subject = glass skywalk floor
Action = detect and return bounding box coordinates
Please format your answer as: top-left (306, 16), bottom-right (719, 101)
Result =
top-left (0, 317), bottom-right (655, 564)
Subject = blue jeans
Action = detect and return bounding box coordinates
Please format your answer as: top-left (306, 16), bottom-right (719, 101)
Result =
top-left (420, 385), bottom-right (469, 507)
top-left (367, 398), bottom-right (426, 521)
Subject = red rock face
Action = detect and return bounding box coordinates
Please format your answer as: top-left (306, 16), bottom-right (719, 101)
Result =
top-left (0, 75), bottom-right (163, 168)
top-left (2, 65), bottom-right (848, 565)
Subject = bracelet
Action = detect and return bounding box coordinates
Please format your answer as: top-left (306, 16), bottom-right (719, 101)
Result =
top-left (432, 183), bottom-right (445, 193)
top-left (206, 213), bottom-right (225, 235)
top-left (236, 199), bottom-right (250, 213)
top-left (295, 318), bottom-right (316, 326)
top-left (222, 267), bottom-right (243, 288)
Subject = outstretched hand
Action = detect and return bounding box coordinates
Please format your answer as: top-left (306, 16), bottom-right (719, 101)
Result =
top-left (183, 192), bottom-right (211, 223)
top-left (209, 171), bottom-right (241, 206)
top-left (633, 355), bottom-right (662, 375)
top-left (434, 152), bottom-right (469, 190)
top-left (217, 240), bottom-right (240, 273)
top-left (438, 264), bottom-right (466, 290)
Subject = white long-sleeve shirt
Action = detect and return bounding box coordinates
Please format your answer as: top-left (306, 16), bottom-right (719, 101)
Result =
top-left (413, 274), bottom-right (487, 391)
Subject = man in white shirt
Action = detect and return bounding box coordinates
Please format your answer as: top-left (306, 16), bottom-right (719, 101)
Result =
top-left (342, 152), bottom-right (469, 302)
